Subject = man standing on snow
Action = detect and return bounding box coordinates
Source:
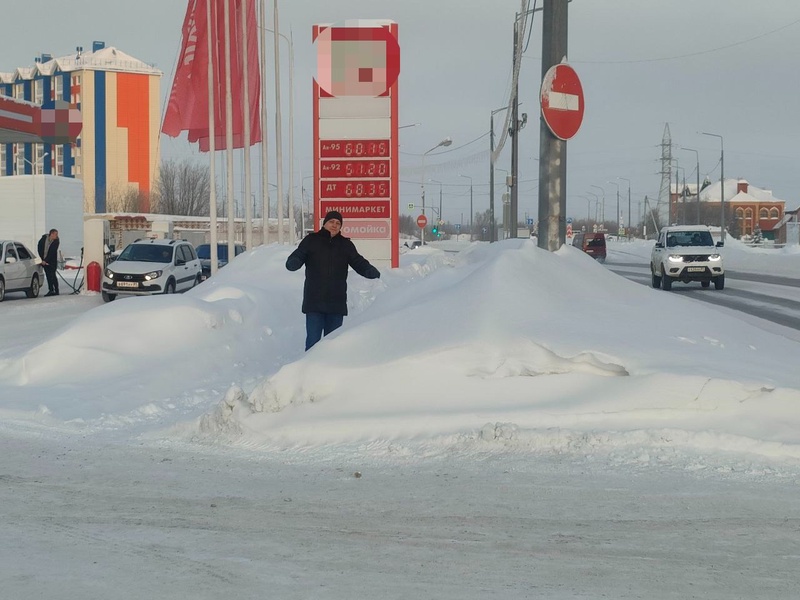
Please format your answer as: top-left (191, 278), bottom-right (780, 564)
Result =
top-left (286, 210), bottom-right (381, 351)
top-left (37, 228), bottom-right (60, 296)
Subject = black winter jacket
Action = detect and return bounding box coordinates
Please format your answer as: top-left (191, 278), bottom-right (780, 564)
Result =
top-left (286, 229), bottom-right (380, 315)
top-left (37, 234), bottom-right (59, 266)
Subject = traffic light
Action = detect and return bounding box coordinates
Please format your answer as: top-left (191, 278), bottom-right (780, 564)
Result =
top-left (431, 224), bottom-right (438, 235)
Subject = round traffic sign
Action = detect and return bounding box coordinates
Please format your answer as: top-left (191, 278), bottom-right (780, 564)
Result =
top-left (540, 63), bottom-right (585, 140)
top-left (416, 214), bottom-right (428, 228)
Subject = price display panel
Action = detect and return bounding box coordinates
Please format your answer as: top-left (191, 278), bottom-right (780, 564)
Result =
top-left (320, 180), bottom-right (390, 199)
top-left (320, 139), bottom-right (391, 158)
top-left (320, 159), bottom-right (390, 179)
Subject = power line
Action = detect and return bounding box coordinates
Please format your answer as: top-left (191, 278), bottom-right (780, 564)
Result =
top-left (571, 17), bottom-right (800, 65)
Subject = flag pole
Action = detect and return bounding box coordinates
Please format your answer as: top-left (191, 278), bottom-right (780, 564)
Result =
top-left (259, 0), bottom-right (270, 244)
top-left (207, 0), bottom-right (219, 276)
top-left (273, 0), bottom-right (284, 243)
top-left (241, 0), bottom-right (253, 251)
top-left (288, 27), bottom-right (295, 244)
top-left (223, 0), bottom-right (236, 250)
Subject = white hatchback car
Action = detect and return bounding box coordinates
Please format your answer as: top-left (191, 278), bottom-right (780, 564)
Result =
top-left (102, 238), bottom-right (202, 302)
top-left (0, 240), bottom-right (44, 302)
top-left (650, 226), bottom-right (725, 291)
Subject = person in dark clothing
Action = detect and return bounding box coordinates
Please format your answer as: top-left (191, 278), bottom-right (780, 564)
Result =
top-left (286, 211), bottom-right (381, 350)
top-left (37, 228), bottom-right (60, 296)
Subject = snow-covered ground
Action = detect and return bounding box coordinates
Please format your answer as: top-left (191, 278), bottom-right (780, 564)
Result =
top-left (1, 238), bottom-right (799, 599)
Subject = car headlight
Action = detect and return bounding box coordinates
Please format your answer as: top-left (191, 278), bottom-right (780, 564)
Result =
top-left (667, 254), bottom-right (684, 263)
top-left (144, 270), bottom-right (163, 280)
top-left (708, 254), bottom-right (721, 261)
top-left (105, 269), bottom-right (115, 279)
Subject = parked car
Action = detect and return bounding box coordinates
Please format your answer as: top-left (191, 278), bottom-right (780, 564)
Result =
top-left (195, 243), bottom-right (246, 281)
top-left (101, 238), bottom-right (202, 302)
top-left (0, 240), bottom-right (44, 302)
top-left (571, 232), bottom-right (607, 262)
top-left (650, 225), bottom-right (724, 291)
top-left (403, 240), bottom-right (423, 250)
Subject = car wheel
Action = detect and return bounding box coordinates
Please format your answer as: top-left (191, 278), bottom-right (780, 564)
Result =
top-left (714, 274), bottom-right (725, 290)
top-left (164, 280), bottom-right (176, 294)
top-left (661, 266), bottom-right (672, 291)
top-left (650, 266), bottom-right (661, 289)
top-left (0, 278), bottom-right (5, 302)
top-left (101, 291), bottom-right (116, 302)
top-left (26, 274), bottom-right (40, 298)
top-left (701, 281), bottom-right (710, 288)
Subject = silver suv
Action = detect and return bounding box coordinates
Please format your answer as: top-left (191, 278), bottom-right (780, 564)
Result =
top-left (650, 226), bottom-right (724, 291)
top-left (102, 238), bottom-right (201, 302)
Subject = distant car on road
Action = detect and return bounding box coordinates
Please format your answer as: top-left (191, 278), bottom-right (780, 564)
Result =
top-left (196, 243), bottom-right (246, 280)
top-left (572, 232), bottom-right (607, 262)
top-left (650, 225), bottom-right (725, 290)
top-left (0, 240), bottom-right (43, 302)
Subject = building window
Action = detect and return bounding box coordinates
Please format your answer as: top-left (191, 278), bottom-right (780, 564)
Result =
top-left (759, 208), bottom-right (768, 219)
top-left (735, 207), bottom-right (744, 218)
top-left (54, 76), bottom-right (63, 100)
top-left (770, 208), bottom-right (779, 219)
top-left (14, 83), bottom-right (24, 100)
top-left (55, 145), bottom-right (64, 176)
top-left (34, 79), bottom-right (44, 104)
top-left (745, 208), bottom-right (753, 218)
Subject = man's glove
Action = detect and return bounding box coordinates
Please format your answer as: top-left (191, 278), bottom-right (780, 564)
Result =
top-left (286, 256), bottom-right (302, 271)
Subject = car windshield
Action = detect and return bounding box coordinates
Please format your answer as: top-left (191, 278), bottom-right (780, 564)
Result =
top-left (586, 237), bottom-right (604, 247)
top-left (196, 245), bottom-right (230, 260)
top-left (668, 231), bottom-right (714, 247)
top-left (117, 244), bottom-right (173, 263)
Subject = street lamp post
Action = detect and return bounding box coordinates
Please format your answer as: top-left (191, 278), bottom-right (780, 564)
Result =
top-left (590, 185), bottom-right (605, 229)
top-left (681, 147), bottom-right (701, 225)
top-left (460, 174), bottom-right (473, 240)
top-left (430, 179), bottom-right (443, 229)
top-left (700, 131), bottom-right (725, 242)
top-left (580, 194), bottom-right (595, 228)
top-left (606, 180), bottom-right (620, 235)
top-left (421, 137), bottom-right (452, 244)
top-left (618, 177), bottom-right (631, 238)
top-left (586, 191), bottom-right (599, 224)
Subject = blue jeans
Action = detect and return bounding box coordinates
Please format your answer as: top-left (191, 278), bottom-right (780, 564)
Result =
top-left (305, 312), bottom-right (344, 351)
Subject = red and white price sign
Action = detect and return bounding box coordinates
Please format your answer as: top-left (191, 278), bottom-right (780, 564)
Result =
top-left (320, 159), bottom-right (390, 178)
top-left (320, 139), bottom-right (391, 158)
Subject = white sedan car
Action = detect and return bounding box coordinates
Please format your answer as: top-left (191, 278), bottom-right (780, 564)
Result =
top-left (0, 240), bottom-right (44, 301)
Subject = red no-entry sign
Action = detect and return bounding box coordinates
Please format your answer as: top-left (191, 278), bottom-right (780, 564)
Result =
top-left (540, 63), bottom-right (585, 140)
top-left (416, 214), bottom-right (428, 228)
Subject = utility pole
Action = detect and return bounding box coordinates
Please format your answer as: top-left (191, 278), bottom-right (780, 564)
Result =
top-left (510, 17), bottom-right (520, 238)
top-left (700, 132), bottom-right (725, 242)
top-left (537, 0), bottom-right (569, 252)
top-left (460, 174), bottom-right (473, 240)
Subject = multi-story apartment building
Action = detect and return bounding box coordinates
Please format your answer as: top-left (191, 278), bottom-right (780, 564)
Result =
top-left (0, 41), bottom-right (162, 212)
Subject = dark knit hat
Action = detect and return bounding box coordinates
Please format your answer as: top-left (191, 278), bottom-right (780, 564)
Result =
top-left (323, 210), bottom-right (343, 225)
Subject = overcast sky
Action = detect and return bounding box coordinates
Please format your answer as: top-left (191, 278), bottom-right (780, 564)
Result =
top-left (4, 0), bottom-right (799, 223)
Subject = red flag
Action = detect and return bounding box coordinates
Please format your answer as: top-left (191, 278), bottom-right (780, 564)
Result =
top-left (162, 0), bottom-right (262, 151)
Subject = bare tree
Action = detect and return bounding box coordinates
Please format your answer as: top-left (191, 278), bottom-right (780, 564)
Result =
top-left (154, 159), bottom-right (212, 216)
top-left (105, 183), bottom-right (147, 213)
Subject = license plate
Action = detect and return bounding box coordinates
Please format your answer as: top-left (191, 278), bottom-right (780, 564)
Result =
top-left (687, 267), bottom-right (704, 272)
top-left (116, 281), bottom-right (139, 288)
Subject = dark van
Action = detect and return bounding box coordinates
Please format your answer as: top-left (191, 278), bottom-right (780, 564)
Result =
top-left (572, 232), bottom-right (607, 262)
